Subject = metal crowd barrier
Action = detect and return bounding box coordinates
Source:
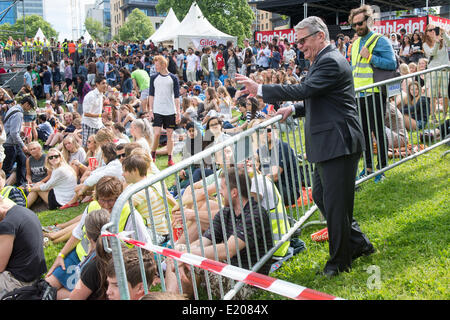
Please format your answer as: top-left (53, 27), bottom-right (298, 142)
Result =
top-left (101, 65), bottom-right (449, 300)
top-left (1, 46), bottom-right (118, 65)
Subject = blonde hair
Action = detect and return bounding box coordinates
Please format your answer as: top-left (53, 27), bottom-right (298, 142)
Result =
top-left (61, 134), bottom-right (81, 162)
top-left (153, 55), bottom-right (168, 68)
top-left (131, 118), bottom-right (153, 148)
top-left (94, 128), bottom-right (115, 146)
top-left (399, 63), bottom-right (410, 76)
top-left (45, 148), bottom-right (76, 177)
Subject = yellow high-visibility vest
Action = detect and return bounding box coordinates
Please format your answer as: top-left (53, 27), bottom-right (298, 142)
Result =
top-left (351, 33), bottom-right (381, 93)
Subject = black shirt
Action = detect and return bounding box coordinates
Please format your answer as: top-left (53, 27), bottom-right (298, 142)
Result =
top-left (203, 198), bottom-right (274, 275)
top-left (0, 205), bottom-right (47, 282)
top-left (80, 254), bottom-right (102, 300)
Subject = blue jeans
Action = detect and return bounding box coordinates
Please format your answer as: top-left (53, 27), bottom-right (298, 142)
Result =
top-left (205, 72), bottom-right (216, 87)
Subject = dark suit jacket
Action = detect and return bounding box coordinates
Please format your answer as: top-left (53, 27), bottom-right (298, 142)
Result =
top-left (262, 45), bottom-right (365, 163)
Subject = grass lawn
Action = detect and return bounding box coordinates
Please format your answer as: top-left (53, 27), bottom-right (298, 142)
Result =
top-left (35, 100), bottom-right (449, 300)
top-left (253, 144), bottom-right (450, 300)
top-left (37, 143), bottom-right (449, 300)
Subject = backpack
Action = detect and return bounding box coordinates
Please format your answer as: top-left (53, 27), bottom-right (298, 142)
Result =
top-left (1, 279), bottom-right (56, 300)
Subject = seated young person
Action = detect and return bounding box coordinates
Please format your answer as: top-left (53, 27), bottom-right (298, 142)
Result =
top-left (68, 209), bottom-right (110, 300)
top-left (167, 168), bottom-right (273, 300)
top-left (45, 176), bottom-right (151, 300)
top-left (121, 153), bottom-right (173, 244)
top-left (106, 246), bottom-right (156, 300)
top-left (27, 148), bottom-right (77, 210)
top-left (61, 142), bottom-right (122, 209)
top-left (0, 195), bottom-right (47, 298)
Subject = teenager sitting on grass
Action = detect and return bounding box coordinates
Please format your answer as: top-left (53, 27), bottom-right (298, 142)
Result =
top-left (68, 209), bottom-right (111, 300)
top-left (121, 153), bottom-right (173, 244)
top-left (60, 134), bottom-right (86, 180)
top-left (26, 148), bottom-right (77, 210)
top-left (60, 142), bottom-right (122, 209)
top-left (105, 246), bottom-right (156, 300)
top-left (45, 176), bottom-right (151, 300)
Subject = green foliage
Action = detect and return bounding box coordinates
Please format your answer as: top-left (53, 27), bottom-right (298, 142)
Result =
top-left (119, 8), bottom-right (155, 42)
top-left (84, 17), bottom-right (110, 43)
top-left (0, 15), bottom-right (58, 41)
top-left (156, 0), bottom-right (254, 45)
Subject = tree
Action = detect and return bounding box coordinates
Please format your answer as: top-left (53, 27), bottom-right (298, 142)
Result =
top-left (0, 15), bottom-right (58, 41)
top-left (119, 8), bottom-right (155, 42)
top-left (85, 17), bottom-right (110, 42)
top-left (156, 0), bottom-right (254, 45)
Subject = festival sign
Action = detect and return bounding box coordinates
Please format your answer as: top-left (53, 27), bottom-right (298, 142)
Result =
top-left (372, 17), bottom-right (427, 34)
top-left (428, 15), bottom-right (450, 32)
top-left (254, 28), bottom-right (297, 44)
top-left (191, 37), bottom-right (229, 50)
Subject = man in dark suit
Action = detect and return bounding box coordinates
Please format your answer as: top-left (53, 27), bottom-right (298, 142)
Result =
top-left (236, 16), bottom-right (374, 277)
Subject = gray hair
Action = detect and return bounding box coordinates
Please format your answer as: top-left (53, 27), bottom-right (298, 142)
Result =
top-left (294, 16), bottom-right (330, 42)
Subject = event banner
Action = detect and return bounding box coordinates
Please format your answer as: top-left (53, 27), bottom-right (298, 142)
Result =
top-left (191, 37), bottom-right (229, 50)
top-left (254, 29), bottom-right (297, 44)
top-left (372, 17), bottom-right (427, 34)
top-left (428, 15), bottom-right (450, 32)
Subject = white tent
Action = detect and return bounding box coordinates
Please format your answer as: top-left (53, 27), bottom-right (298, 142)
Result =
top-left (145, 8), bottom-right (180, 45)
top-left (82, 30), bottom-right (94, 44)
top-left (160, 2), bottom-right (236, 50)
top-left (34, 28), bottom-right (46, 40)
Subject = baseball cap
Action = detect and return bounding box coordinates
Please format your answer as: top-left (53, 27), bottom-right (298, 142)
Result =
top-left (194, 85), bottom-right (201, 91)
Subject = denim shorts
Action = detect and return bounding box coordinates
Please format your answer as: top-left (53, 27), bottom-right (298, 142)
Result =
top-left (23, 114), bottom-right (36, 122)
top-left (416, 120), bottom-right (426, 130)
top-left (51, 249), bottom-right (81, 291)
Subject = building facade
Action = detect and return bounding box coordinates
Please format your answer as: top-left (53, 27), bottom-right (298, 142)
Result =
top-left (16, 0), bottom-right (44, 19)
top-left (111, 0), bottom-right (166, 37)
top-left (0, 0), bottom-right (17, 25)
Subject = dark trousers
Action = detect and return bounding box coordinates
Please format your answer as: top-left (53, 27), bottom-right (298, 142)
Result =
top-left (3, 145), bottom-right (27, 186)
top-left (312, 152), bottom-right (371, 272)
top-left (358, 93), bottom-right (388, 171)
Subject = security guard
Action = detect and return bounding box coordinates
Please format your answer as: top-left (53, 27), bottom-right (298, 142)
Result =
top-left (349, 5), bottom-right (397, 182)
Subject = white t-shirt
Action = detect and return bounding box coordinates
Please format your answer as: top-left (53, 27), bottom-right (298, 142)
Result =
top-left (186, 54), bottom-right (197, 72)
top-left (149, 73), bottom-right (180, 116)
top-left (81, 88), bottom-right (104, 129)
top-left (283, 48), bottom-right (296, 64)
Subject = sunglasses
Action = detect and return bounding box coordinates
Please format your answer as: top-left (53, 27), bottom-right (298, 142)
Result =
top-left (351, 18), bottom-right (367, 28)
top-left (297, 31), bottom-right (319, 45)
top-left (48, 155), bottom-right (60, 160)
top-left (117, 153), bottom-right (126, 159)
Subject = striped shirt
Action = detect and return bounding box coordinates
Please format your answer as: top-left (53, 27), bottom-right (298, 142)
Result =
top-left (131, 186), bottom-right (169, 235)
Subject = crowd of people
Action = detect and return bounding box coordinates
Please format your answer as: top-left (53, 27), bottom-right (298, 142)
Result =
top-left (0, 12), bottom-right (449, 300)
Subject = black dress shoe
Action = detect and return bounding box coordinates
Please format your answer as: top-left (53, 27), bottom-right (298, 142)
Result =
top-left (352, 243), bottom-right (375, 261)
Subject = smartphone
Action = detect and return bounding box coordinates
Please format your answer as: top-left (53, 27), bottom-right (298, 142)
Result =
top-left (434, 27), bottom-right (440, 36)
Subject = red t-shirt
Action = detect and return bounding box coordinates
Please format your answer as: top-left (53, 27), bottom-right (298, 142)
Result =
top-left (216, 53), bottom-right (225, 71)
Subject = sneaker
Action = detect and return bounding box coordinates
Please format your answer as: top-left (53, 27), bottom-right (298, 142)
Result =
top-left (374, 173), bottom-right (386, 184)
top-left (356, 169), bottom-right (367, 181)
top-left (167, 159), bottom-right (175, 166)
top-left (311, 227), bottom-right (328, 242)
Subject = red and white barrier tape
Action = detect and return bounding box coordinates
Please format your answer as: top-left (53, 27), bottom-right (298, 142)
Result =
top-left (102, 231), bottom-right (343, 300)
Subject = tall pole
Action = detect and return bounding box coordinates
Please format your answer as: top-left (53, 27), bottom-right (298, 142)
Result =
top-left (22, 0), bottom-right (25, 39)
